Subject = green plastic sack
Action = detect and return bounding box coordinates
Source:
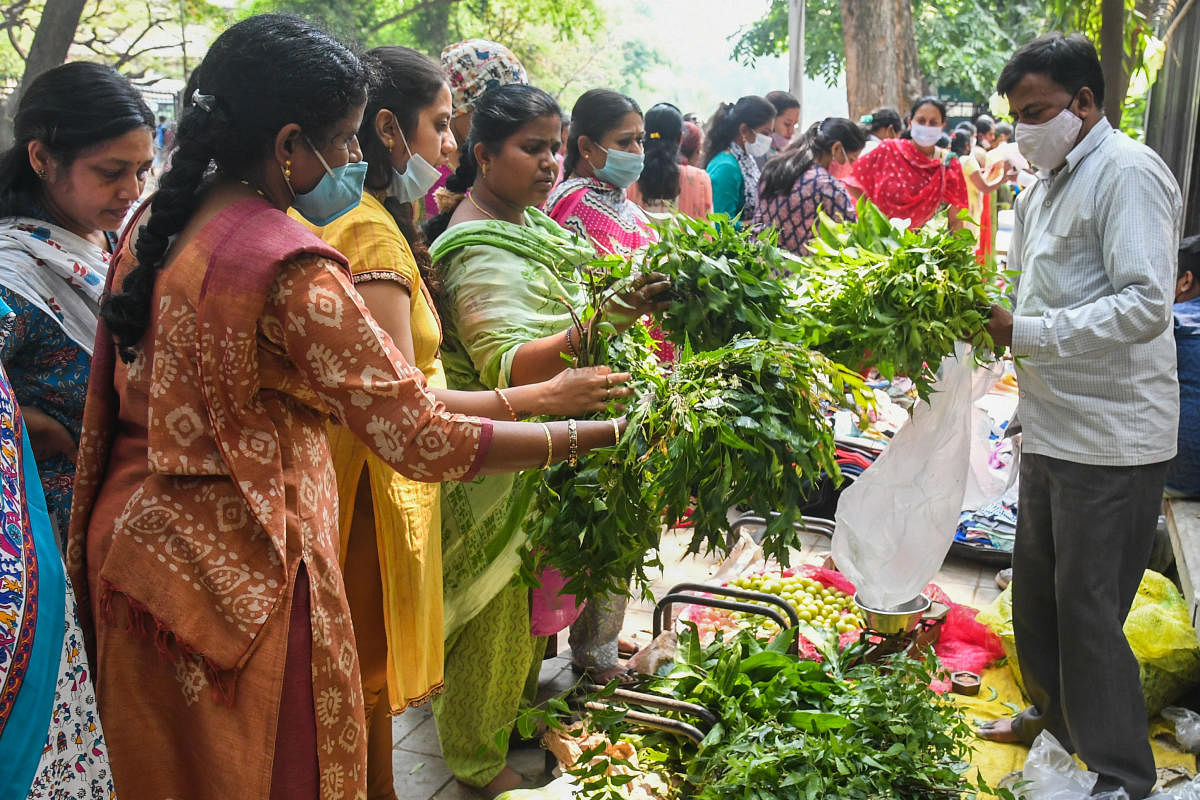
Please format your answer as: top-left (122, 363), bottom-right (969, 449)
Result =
top-left (977, 570), bottom-right (1200, 715)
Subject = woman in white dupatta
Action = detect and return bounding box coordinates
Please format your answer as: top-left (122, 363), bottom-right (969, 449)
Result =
top-left (0, 62), bottom-right (153, 543)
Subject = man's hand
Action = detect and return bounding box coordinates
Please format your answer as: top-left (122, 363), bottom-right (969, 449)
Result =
top-left (985, 304), bottom-right (1013, 350)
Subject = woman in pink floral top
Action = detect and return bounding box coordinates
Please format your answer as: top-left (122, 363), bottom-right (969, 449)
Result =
top-left (545, 89), bottom-right (655, 257)
top-left (753, 117), bottom-right (866, 255)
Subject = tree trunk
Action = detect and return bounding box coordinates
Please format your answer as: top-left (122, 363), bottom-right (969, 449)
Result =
top-left (1101, 0), bottom-right (1128, 128)
top-left (841, 0), bottom-right (927, 120)
top-left (788, 0), bottom-right (805, 110)
top-left (0, 0), bottom-right (87, 149)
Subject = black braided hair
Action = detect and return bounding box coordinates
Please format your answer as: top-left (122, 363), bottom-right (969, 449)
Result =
top-left (0, 62), bottom-right (153, 219)
top-left (100, 13), bottom-right (368, 363)
top-left (423, 83), bottom-right (560, 243)
top-left (361, 46), bottom-right (445, 293)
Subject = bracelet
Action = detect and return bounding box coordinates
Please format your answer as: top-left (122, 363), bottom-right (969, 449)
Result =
top-left (540, 423), bottom-right (553, 469)
top-left (566, 418), bottom-right (579, 467)
top-left (494, 388), bottom-right (518, 421)
top-left (564, 325), bottom-right (578, 359)
top-left (611, 418), bottom-right (621, 445)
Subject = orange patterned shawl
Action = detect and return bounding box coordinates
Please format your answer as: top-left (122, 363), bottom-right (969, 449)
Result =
top-left (66, 197), bottom-right (491, 799)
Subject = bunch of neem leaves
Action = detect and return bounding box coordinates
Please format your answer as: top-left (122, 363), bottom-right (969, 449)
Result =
top-left (522, 336), bottom-right (870, 600)
top-left (637, 203), bottom-right (999, 400)
top-left (530, 626), bottom-right (1009, 800)
top-left (794, 198), bottom-right (999, 399)
top-left (638, 214), bottom-right (806, 352)
top-left (522, 201), bottom-right (997, 599)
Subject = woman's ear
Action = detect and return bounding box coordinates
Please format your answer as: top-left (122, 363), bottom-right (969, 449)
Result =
top-left (273, 123), bottom-right (303, 167)
top-left (473, 140), bottom-right (491, 175)
top-left (374, 109), bottom-right (398, 150)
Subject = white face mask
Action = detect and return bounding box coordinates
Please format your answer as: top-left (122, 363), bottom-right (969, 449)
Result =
top-left (1015, 105), bottom-right (1083, 172)
top-left (909, 124), bottom-right (943, 148)
top-left (745, 131), bottom-right (772, 158)
top-left (388, 126), bottom-right (443, 204)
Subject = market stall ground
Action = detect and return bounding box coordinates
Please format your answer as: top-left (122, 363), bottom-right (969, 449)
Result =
top-left (389, 527), bottom-right (1004, 799)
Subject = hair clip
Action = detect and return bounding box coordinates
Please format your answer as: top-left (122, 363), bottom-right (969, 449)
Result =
top-left (859, 114), bottom-right (874, 124)
top-left (192, 90), bottom-right (216, 113)
top-left (649, 132), bottom-right (661, 139)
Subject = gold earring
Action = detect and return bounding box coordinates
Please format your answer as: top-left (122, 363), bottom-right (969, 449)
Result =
top-left (284, 158), bottom-right (292, 181)
top-left (481, 163), bottom-right (488, 178)
top-left (386, 140), bottom-right (394, 153)
top-left (35, 167), bottom-right (47, 180)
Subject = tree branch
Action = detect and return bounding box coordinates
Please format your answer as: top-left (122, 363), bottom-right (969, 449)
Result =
top-left (1163, 0), bottom-right (1196, 45)
top-left (6, 24), bottom-right (28, 61)
top-left (113, 41), bottom-right (178, 68)
top-left (367, 0), bottom-right (462, 33)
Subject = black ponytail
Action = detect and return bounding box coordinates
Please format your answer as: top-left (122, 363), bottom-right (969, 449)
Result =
top-left (423, 83), bottom-right (560, 243)
top-left (101, 14), bottom-right (368, 363)
top-left (701, 95), bottom-right (775, 167)
top-left (638, 103), bottom-right (683, 202)
top-left (0, 62), bottom-right (153, 219)
top-left (758, 117), bottom-right (866, 202)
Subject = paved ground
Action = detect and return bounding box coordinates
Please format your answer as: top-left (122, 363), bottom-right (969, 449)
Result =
top-left (393, 527), bottom-right (1005, 799)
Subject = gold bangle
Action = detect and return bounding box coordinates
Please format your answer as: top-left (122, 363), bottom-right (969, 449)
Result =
top-left (611, 418), bottom-right (621, 445)
top-left (494, 388), bottom-right (518, 421)
top-left (540, 422), bottom-right (553, 469)
top-left (567, 418), bottom-right (579, 467)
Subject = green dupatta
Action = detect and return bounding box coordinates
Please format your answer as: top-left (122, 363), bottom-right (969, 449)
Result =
top-left (430, 207), bottom-right (592, 637)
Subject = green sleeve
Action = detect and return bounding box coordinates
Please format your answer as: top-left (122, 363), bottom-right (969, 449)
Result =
top-left (438, 244), bottom-right (576, 390)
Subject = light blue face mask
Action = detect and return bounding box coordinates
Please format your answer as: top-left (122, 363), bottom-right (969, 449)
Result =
top-left (388, 127), bottom-right (443, 204)
top-left (594, 145), bottom-right (645, 189)
top-left (289, 136), bottom-right (368, 226)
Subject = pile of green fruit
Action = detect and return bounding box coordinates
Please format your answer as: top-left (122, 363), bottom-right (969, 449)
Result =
top-left (726, 572), bottom-right (865, 635)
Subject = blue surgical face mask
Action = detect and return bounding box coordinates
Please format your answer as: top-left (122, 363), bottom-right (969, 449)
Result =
top-left (388, 127), bottom-right (443, 204)
top-left (594, 145), bottom-right (644, 189)
top-left (288, 136), bottom-right (368, 226)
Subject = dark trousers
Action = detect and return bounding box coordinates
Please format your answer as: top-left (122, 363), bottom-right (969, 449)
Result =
top-left (1011, 453), bottom-right (1168, 799)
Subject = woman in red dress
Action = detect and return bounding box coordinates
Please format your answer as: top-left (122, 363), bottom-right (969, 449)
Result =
top-left (850, 96), bottom-right (968, 231)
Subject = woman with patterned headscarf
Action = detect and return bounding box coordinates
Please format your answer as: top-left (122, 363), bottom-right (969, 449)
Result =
top-left (424, 39), bottom-right (529, 218)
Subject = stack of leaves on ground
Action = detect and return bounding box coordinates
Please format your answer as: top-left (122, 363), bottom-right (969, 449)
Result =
top-left (556, 626), bottom-right (1005, 800)
top-left (522, 338), bottom-right (870, 600)
top-left (794, 198), bottom-right (998, 399)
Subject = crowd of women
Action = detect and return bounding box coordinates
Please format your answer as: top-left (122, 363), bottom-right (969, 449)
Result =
top-left (0, 12), bottom-right (1015, 800)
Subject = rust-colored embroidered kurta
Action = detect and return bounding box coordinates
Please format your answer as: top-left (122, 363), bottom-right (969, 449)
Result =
top-left (66, 197), bottom-right (491, 800)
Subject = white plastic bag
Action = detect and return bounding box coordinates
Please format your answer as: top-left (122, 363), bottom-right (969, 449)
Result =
top-left (832, 343), bottom-right (999, 609)
top-left (1019, 731), bottom-right (1100, 799)
top-left (1163, 706), bottom-right (1200, 753)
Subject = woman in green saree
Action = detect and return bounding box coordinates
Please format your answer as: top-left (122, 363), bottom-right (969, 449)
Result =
top-left (425, 84), bottom-right (669, 797)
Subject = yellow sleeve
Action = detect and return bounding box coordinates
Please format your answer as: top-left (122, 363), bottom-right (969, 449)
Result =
top-left (298, 193), bottom-right (420, 291)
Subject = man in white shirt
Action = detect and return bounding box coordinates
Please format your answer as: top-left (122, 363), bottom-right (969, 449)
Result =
top-left (979, 33), bottom-right (1182, 799)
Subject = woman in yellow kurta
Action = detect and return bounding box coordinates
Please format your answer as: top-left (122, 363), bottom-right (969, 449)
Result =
top-left (304, 46), bottom-right (628, 800)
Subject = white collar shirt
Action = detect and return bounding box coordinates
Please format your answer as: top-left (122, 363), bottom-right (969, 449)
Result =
top-left (1009, 117), bottom-right (1183, 466)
